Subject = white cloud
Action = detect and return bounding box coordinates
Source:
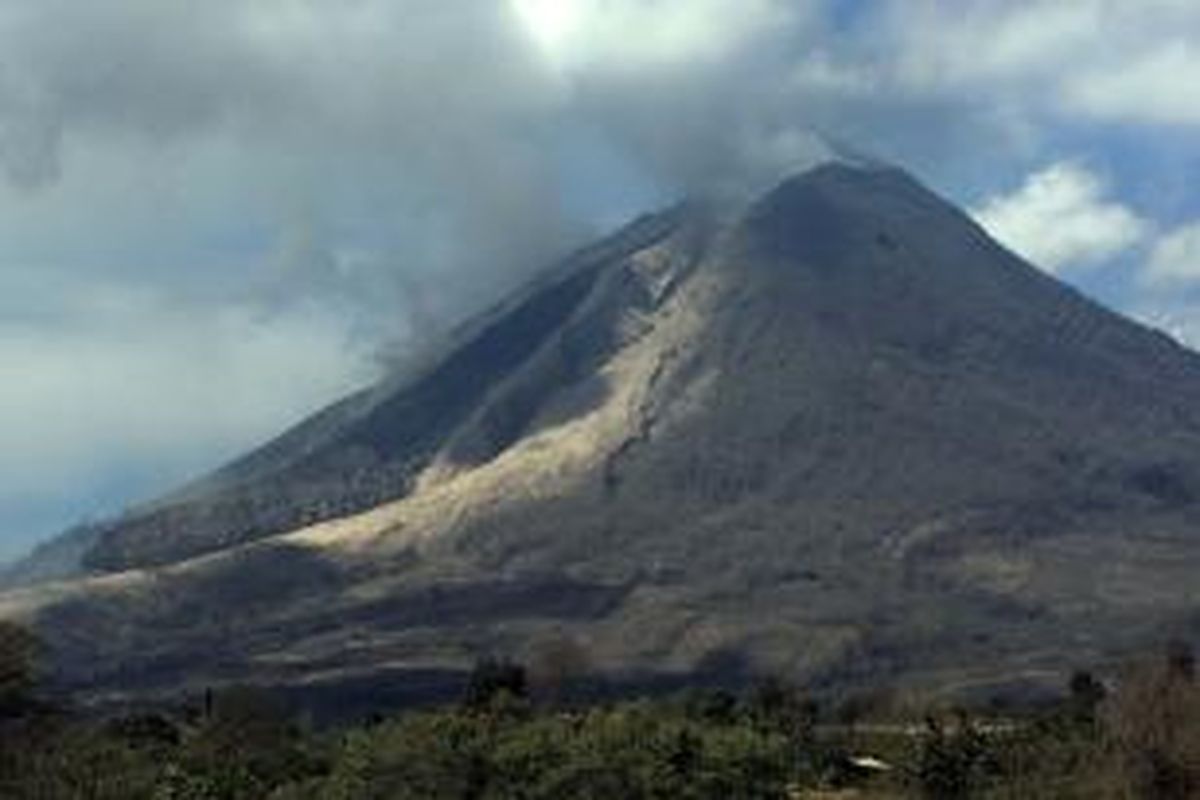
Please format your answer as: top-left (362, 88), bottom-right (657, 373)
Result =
top-left (510, 0), bottom-right (793, 74)
top-left (876, 0), bottom-right (1200, 130)
top-left (973, 162), bottom-right (1148, 272)
top-left (1127, 220), bottom-right (1200, 357)
top-left (0, 281), bottom-right (371, 511)
top-left (1143, 222), bottom-right (1200, 285)
top-left (1130, 302), bottom-right (1200, 353)
top-left (883, 1), bottom-right (1102, 90)
top-left (1065, 42), bottom-right (1200, 125)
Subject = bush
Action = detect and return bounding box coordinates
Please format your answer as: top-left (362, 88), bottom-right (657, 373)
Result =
top-left (463, 658), bottom-right (529, 712)
top-left (0, 620), bottom-right (43, 717)
top-left (908, 712), bottom-right (996, 799)
top-left (1106, 645), bottom-right (1200, 799)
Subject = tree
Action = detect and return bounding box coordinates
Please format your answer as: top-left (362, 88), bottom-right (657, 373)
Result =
top-left (1067, 669), bottom-right (1107, 724)
top-left (527, 634), bottom-right (590, 706)
top-left (1107, 644), bottom-right (1200, 799)
top-left (0, 620), bottom-right (42, 717)
top-left (1166, 639), bottom-right (1196, 682)
top-left (176, 684), bottom-right (322, 797)
top-left (747, 676), bottom-right (818, 744)
top-left (462, 657), bottom-right (528, 712)
top-left (909, 712), bottom-right (994, 800)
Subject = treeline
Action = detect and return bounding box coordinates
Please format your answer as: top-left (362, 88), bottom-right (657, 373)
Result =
top-left (3, 621), bottom-right (1200, 798)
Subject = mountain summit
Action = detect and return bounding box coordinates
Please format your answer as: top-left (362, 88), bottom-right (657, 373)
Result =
top-left (5, 163), bottom-right (1200, 705)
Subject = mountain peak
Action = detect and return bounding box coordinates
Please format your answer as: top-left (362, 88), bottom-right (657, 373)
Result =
top-left (749, 161), bottom-right (941, 229)
top-left (9, 163), bottom-right (1200, 709)
top-left (736, 160), bottom-right (966, 279)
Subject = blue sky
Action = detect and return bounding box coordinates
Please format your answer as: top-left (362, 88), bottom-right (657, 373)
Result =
top-left (2, 0), bottom-right (1200, 560)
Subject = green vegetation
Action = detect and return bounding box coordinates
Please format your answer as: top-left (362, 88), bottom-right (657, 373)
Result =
top-left (3, 623), bottom-right (1200, 798)
top-left (0, 619), bottom-right (42, 715)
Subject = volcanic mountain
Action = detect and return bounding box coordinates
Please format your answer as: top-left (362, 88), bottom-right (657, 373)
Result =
top-left (5, 162), bottom-right (1200, 707)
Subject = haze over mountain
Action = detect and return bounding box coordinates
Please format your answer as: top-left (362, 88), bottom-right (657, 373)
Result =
top-left (3, 162), bottom-right (1200, 708)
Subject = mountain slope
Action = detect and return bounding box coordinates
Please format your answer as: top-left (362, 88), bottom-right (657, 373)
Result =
top-left (5, 163), bottom-right (1200, 706)
top-left (71, 205), bottom-right (689, 573)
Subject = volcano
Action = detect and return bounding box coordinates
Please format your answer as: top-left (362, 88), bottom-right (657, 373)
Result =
top-left (5, 162), bottom-right (1200, 707)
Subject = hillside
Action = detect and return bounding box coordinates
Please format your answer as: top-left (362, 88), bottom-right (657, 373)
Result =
top-left (4, 162), bottom-right (1200, 706)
